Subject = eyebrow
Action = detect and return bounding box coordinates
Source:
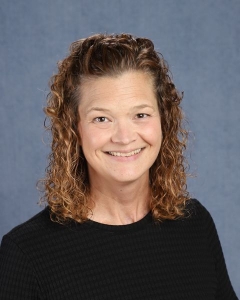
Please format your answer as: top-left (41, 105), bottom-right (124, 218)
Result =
top-left (85, 104), bottom-right (155, 116)
top-left (133, 104), bottom-right (155, 110)
top-left (85, 107), bottom-right (111, 116)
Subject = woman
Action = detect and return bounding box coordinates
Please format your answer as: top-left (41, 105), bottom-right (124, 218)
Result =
top-left (0, 33), bottom-right (237, 299)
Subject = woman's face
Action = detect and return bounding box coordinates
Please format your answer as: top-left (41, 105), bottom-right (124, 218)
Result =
top-left (77, 71), bottom-right (162, 188)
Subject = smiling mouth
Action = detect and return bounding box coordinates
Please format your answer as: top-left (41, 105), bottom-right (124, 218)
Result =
top-left (107, 148), bottom-right (143, 157)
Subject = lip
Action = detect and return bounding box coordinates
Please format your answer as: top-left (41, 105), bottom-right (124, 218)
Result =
top-left (105, 147), bottom-right (145, 158)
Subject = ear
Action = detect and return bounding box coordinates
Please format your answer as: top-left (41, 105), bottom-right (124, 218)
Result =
top-left (76, 120), bottom-right (82, 146)
top-left (77, 134), bottom-right (82, 146)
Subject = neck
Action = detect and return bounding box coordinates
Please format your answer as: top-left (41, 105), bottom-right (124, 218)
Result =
top-left (88, 179), bottom-right (151, 225)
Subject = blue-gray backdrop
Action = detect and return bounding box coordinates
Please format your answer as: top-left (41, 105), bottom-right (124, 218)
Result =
top-left (0, 0), bottom-right (239, 295)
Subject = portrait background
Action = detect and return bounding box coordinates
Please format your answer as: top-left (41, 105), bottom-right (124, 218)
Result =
top-left (0, 0), bottom-right (239, 295)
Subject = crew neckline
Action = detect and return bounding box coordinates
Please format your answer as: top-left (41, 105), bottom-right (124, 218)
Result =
top-left (84, 211), bottom-right (153, 233)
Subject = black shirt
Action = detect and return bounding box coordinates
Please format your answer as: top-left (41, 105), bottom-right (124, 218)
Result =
top-left (0, 199), bottom-right (238, 299)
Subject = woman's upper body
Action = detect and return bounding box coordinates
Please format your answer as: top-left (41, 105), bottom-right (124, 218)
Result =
top-left (0, 199), bottom-right (238, 299)
top-left (0, 33), bottom-right (238, 299)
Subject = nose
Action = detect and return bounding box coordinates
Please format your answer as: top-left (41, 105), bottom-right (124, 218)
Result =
top-left (111, 120), bottom-right (137, 145)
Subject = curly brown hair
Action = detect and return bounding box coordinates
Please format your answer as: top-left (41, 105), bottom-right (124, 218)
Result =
top-left (40, 33), bottom-right (190, 223)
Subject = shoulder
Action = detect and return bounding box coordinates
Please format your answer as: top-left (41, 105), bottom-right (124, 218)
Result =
top-left (181, 198), bottom-right (219, 248)
top-left (4, 207), bottom-right (51, 239)
top-left (0, 209), bottom-right (54, 298)
top-left (184, 198), bottom-right (212, 221)
top-left (1, 207), bottom-right (66, 250)
top-left (165, 198), bottom-right (216, 238)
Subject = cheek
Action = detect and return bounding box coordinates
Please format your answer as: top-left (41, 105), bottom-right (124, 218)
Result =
top-left (78, 123), bottom-right (90, 148)
top-left (143, 120), bottom-right (162, 146)
top-left (78, 123), bottom-right (110, 151)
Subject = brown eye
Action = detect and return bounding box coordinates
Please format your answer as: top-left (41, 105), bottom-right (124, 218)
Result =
top-left (136, 113), bottom-right (149, 118)
top-left (94, 117), bottom-right (108, 122)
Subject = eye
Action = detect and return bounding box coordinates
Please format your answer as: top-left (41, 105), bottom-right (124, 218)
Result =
top-left (136, 113), bottom-right (149, 119)
top-left (93, 116), bottom-right (109, 123)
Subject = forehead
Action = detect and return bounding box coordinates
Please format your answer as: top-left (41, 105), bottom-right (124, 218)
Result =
top-left (78, 71), bottom-right (156, 106)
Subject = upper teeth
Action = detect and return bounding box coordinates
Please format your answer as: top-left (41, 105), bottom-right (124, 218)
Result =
top-left (108, 148), bottom-right (142, 157)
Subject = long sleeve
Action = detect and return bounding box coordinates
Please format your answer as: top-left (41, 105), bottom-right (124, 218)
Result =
top-left (0, 202), bottom-right (238, 299)
top-left (0, 235), bottom-right (41, 299)
top-left (202, 204), bottom-right (238, 299)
